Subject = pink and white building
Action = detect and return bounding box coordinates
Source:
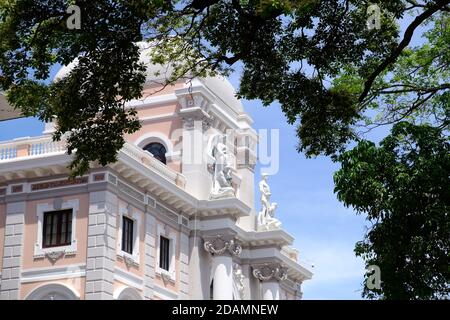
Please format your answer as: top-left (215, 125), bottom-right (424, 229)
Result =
top-left (0, 46), bottom-right (312, 300)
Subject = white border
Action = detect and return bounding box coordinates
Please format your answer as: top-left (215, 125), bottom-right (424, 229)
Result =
top-left (24, 283), bottom-right (80, 300)
top-left (34, 199), bottom-right (79, 258)
top-left (134, 132), bottom-right (180, 161)
top-left (21, 264), bottom-right (86, 283)
top-left (113, 286), bottom-right (143, 300)
top-left (156, 224), bottom-right (177, 282)
top-left (116, 205), bottom-right (141, 265)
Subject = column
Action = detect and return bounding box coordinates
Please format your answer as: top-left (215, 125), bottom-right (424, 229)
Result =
top-left (85, 191), bottom-right (117, 300)
top-left (262, 281), bottom-right (280, 300)
top-left (204, 235), bottom-right (242, 300)
top-left (252, 263), bottom-right (288, 300)
top-left (0, 202), bottom-right (25, 300)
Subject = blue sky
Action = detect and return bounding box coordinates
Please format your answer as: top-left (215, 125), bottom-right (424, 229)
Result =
top-left (238, 96), bottom-right (368, 300)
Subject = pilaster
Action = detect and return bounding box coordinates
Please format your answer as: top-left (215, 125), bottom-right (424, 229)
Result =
top-left (85, 191), bottom-right (118, 300)
top-left (0, 202), bottom-right (25, 300)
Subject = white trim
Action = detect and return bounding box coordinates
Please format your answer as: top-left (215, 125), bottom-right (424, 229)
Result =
top-left (156, 224), bottom-right (177, 282)
top-left (113, 286), bottom-right (143, 300)
top-left (124, 93), bottom-right (177, 109)
top-left (21, 264), bottom-right (86, 283)
top-left (24, 283), bottom-right (80, 300)
top-left (153, 284), bottom-right (179, 300)
top-left (140, 112), bottom-right (177, 124)
top-left (134, 131), bottom-right (174, 157)
top-left (34, 199), bottom-right (79, 259)
top-left (113, 267), bottom-right (144, 291)
top-left (116, 205), bottom-right (141, 265)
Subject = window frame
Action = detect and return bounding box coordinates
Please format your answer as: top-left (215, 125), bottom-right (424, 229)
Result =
top-left (156, 224), bottom-right (177, 281)
top-left (34, 199), bottom-right (79, 259)
top-left (42, 209), bottom-right (73, 248)
top-left (159, 235), bottom-right (170, 271)
top-left (117, 206), bottom-right (141, 265)
top-left (121, 216), bottom-right (134, 255)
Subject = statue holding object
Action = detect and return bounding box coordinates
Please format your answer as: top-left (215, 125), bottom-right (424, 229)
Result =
top-left (257, 174), bottom-right (282, 231)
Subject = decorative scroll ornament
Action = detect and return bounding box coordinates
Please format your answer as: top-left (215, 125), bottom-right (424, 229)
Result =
top-left (252, 264), bottom-right (288, 282)
top-left (123, 255), bottom-right (138, 268)
top-left (46, 250), bottom-right (66, 263)
top-left (204, 235), bottom-right (242, 256)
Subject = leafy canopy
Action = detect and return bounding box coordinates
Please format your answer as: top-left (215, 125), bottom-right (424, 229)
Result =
top-left (2, 1), bottom-right (449, 174)
top-left (334, 122), bottom-right (450, 299)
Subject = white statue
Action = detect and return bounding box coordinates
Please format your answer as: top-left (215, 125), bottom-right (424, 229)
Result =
top-left (233, 263), bottom-right (245, 300)
top-left (257, 174), bottom-right (282, 231)
top-left (209, 134), bottom-right (235, 199)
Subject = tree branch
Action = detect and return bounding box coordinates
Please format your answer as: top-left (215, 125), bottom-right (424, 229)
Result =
top-left (358, 0), bottom-right (450, 102)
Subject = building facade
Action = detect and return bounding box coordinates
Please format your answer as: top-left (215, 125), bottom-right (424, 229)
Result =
top-left (0, 45), bottom-right (312, 300)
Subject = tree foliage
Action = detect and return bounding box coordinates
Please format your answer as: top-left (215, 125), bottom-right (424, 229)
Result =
top-left (334, 122), bottom-right (450, 299)
top-left (1, 1), bottom-right (449, 174)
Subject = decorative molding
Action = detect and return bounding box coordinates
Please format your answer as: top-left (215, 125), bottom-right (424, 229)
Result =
top-left (153, 284), bottom-right (179, 300)
top-left (124, 93), bottom-right (177, 109)
top-left (134, 131), bottom-right (174, 156)
top-left (203, 234), bottom-right (242, 256)
top-left (117, 180), bottom-right (145, 203)
top-left (24, 283), bottom-right (80, 300)
top-left (91, 172), bottom-right (106, 183)
top-left (180, 107), bottom-right (213, 131)
top-left (113, 267), bottom-right (144, 291)
top-left (46, 250), bottom-right (66, 263)
top-left (21, 264), bottom-right (86, 283)
top-left (252, 263), bottom-right (288, 282)
top-left (30, 177), bottom-right (88, 192)
top-left (11, 184), bottom-right (24, 193)
top-left (113, 286), bottom-right (143, 300)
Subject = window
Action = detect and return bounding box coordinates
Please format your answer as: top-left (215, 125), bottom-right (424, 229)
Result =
top-left (43, 209), bottom-right (73, 248)
top-left (143, 142), bottom-right (167, 164)
top-left (159, 236), bottom-right (170, 271)
top-left (121, 216), bottom-right (134, 255)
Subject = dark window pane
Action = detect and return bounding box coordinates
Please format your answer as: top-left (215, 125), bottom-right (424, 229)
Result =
top-left (159, 236), bottom-right (170, 271)
top-left (143, 143), bottom-right (167, 164)
top-left (121, 216), bottom-right (134, 254)
top-left (42, 209), bottom-right (72, 248)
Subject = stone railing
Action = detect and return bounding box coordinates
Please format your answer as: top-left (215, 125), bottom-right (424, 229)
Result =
top-left (0, 136), bottom-right (65, 160)
top-left (121, 142), bottom-right (186, 188)
top-left (0, 135), bottom-right (186, 188)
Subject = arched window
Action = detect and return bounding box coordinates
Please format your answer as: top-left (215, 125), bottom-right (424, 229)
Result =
top-left (25, 283), bottom-right (79, 300)
top-left (143, 142), bottom-right (167, 164)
